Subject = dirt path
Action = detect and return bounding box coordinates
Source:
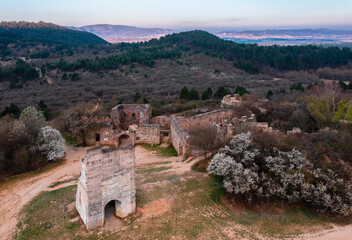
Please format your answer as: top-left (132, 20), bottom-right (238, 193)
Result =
top-left (0, 146), bottom-right (89, 240)
top-left (299, 226), bottom-right (352, 240)
top-left (0, 145), bottom-right (186, 240)
top-left (1, 145), bottom-right (352, 240)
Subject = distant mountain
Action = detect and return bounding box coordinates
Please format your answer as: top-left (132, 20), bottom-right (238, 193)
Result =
top-left (67, 24), bottom-right (177, 43)
top-left (0, 21), bottom-right (108, 45)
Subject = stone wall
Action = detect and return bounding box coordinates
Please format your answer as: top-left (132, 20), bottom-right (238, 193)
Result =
top-left (220, 94), bottom-right (242, 109)
top-left (170, 116), bottom-right (190, 159)
top-left (111, 104), bottom-right (152, 130)
top-left (135, 124), bottom-right (161, 145)
top-left (76, 145), bottom-right (136, 230)
top-left (179, 109), bottom-right (234, 132)
top-left (99, 129), bottom-right (135, 147)
top-left (151, 116), bottom-right (171, 130)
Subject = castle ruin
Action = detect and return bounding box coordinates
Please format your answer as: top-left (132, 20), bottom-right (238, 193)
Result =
top-left (76, 95), bottom-right (293, 230)
top-left (76, 145), bottom-right (136, 230)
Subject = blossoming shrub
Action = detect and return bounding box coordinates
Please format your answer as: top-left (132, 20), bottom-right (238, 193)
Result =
top-left (208, 132), bottom-right (352, 215)
top-left (0, 107), bottom-right (66, 176)
top-left (38, 126), bottom-right (65, 161)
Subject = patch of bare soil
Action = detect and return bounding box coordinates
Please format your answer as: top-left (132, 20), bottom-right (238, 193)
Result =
top-left (140, 198), bottom-right (174, 219)
top-left (298, 226), bottom-right (352, 240)
top-left (0, 146), bottom-right (89, 240)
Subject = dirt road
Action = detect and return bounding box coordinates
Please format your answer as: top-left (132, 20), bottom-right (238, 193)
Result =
top-left (0, 146), bottom-right (88, 240)
top-left (1, 145), bottom-right (352, 240)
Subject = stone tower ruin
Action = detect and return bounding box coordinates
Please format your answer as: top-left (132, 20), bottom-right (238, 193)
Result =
top-left (76, 145), bottom-right (136, 230)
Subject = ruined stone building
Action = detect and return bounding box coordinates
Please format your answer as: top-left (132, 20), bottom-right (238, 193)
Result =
top-left (76, 95), bottom-right (290, 230)
top-left (90, 98), bottom-right (275, 160)
top-left (76, 145), bottom-right (136, 230)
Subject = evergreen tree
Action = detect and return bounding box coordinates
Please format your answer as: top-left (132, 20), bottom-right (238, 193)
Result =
top-left (339, 80), bottom-right (347, 89)
top-left (234, 86), bottom-right (250, 96)
top-left (70, 73), bottom-right (80, 81)
top-left (0, 103), bottom-right (21, 119)
top-left (180, 87), bottom-right (189, 100)
top-left (133, 92), bottom-right (141, 103)
top-left (266, 89), bottom-right (274, 99)
top-left (291, 82), bottom-right (305, 92)
top-left (38, 100), bottom-right (50, 120)
top-left (188, 88), bottom-right (200, 100)
top-left (214, 86), bottom-right (231, 99)
top-left (62, 72), bottom-right (67, 80)
top-left (201, 87), bottom-right (213, 100)
top-left (143, 97), bottom-right (149, 104)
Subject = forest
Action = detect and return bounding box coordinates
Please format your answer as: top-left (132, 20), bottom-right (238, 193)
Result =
top-left (0, 21), bottom-right (107, 48)
top-left (22, 30), bottom-right (352, 75)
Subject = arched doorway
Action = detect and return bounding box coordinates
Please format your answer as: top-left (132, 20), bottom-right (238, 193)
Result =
top-left (104, 200), bottom-right (116, 221)
top-left (104, 200), bottom-right (124, 229)
top-left (118, 134), bottom-right (131, 147)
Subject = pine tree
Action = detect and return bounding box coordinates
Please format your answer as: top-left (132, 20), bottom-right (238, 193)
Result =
top-left (38, 100), bottom-right (50, 120)
top-left (202, 87), bottom-right (213, 100)
top-left (180, 87), bottom-right (189, 100)
top-left (133, 92), bottom-right (141, 103)
top-left (235, 86), bottom-right (250, 96)
top-left (188, 88), bottom-right (200, 100)
top-left (266, 89), bottom-right (274, 99)
top-left (214, 87), bottom-right (231, 99)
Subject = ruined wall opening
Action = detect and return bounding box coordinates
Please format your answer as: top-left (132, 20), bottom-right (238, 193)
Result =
top-left (104, 200), bottom-right (124, 224)
top-left (118, 134), bottom-right (131, 147)
top-left (104, 200), bottom-right (116, 222)
top-left (95, 133), bottom-right (100, 142)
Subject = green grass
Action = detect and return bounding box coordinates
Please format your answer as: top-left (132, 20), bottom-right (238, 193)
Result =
top-left (16, 185), bottom-right (101, 240)
top-left (141, 143), bottom-right (178, 157)
top-left (48, 177), bottom-right (78, 188)
top-left (136, 166), bottom-right (172, 174)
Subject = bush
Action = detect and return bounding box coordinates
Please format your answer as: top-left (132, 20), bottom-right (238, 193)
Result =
top-left (0, 106), bottom-right (64, 176)
top-left (38, 126), bottom-right (65, 161)
top-left (208, 132), bottom-right (352, 215)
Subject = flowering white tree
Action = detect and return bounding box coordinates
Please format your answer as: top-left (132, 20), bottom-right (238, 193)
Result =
top-left (38, 126), bottom-right (65, 161)
top-left (208, 132), bottom-right (352, 215)
top-left (19, 106), bottom-right (46, 138)
top-left (208, 133), bottom-right (260, 195)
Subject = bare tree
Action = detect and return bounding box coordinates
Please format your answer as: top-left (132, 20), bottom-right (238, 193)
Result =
top-left (59, 102), bottom-right (105, 146)
top-left (189, 126), bottom-right (223, 158)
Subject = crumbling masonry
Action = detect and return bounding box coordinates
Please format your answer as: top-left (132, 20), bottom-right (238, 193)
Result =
top-left (76, 145), bottom-right (136, 230)
top-left (76, 95), bottom-right (297, 230)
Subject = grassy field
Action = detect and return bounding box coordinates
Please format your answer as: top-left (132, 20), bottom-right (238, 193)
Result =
top-left (140, 143), bottom-right (178, 158)
top-left (15, 156), bottom-right (349, 240)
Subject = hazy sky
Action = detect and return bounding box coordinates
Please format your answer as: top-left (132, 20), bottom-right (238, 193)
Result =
top-left (1, 0), bottom-right (352, 30)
